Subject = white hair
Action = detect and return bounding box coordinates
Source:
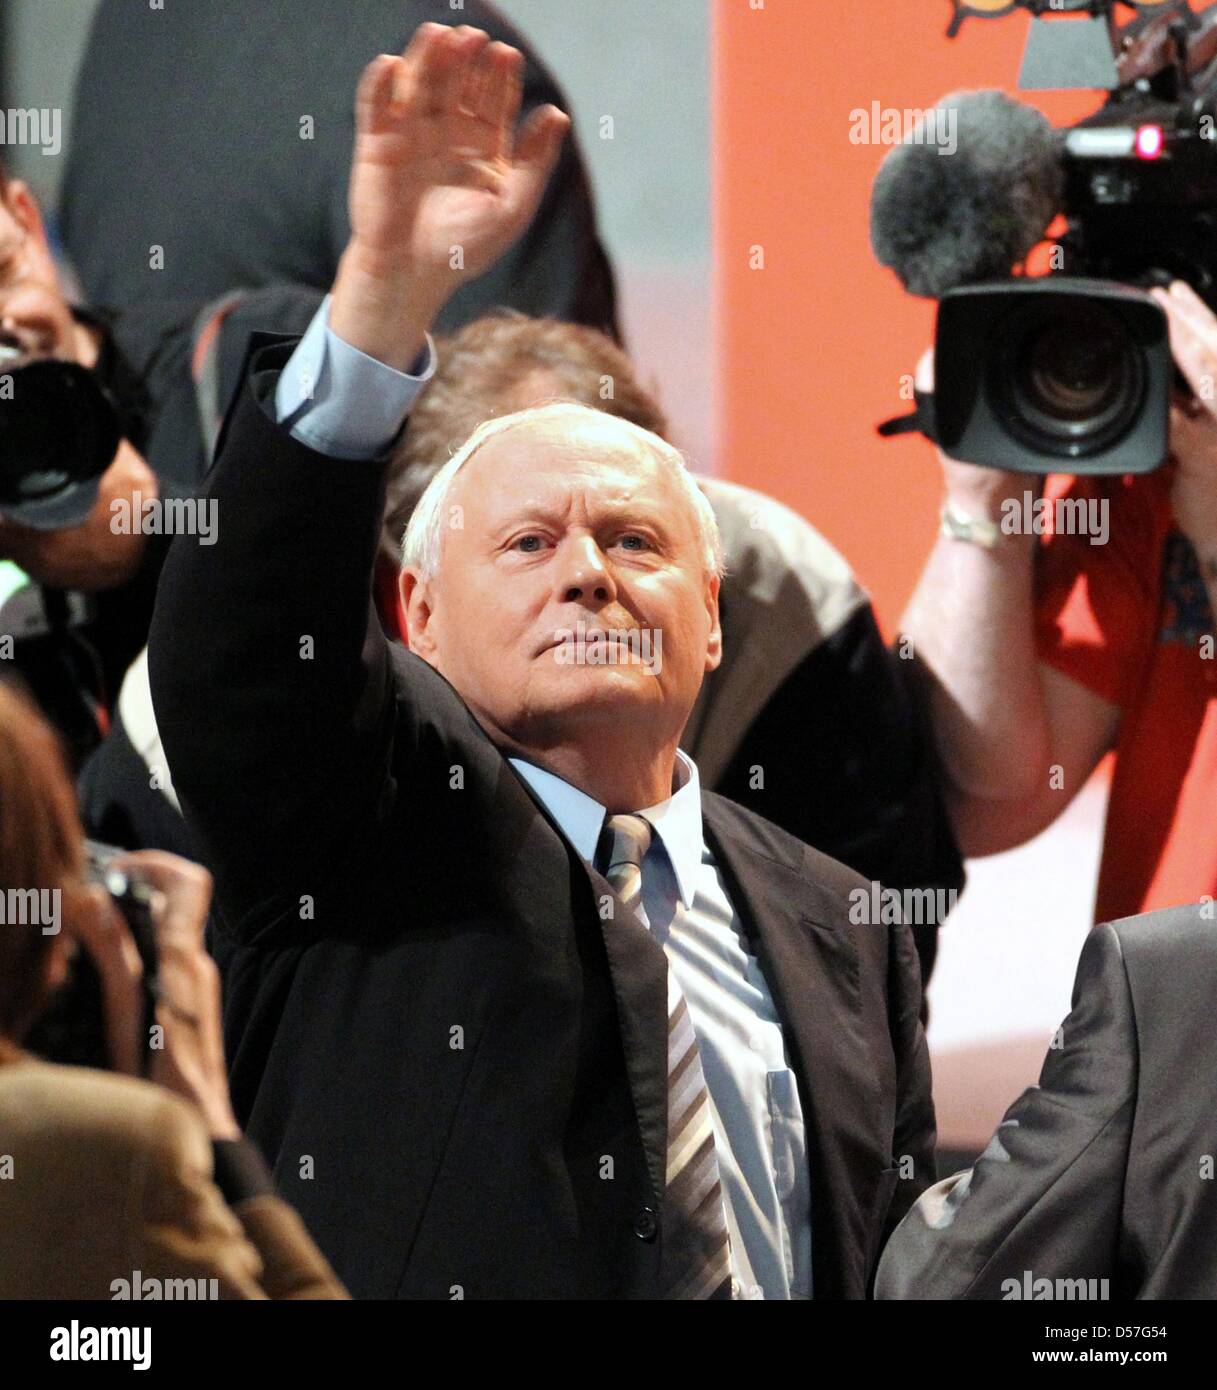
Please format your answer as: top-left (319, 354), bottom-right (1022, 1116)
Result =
top-left (400, 400), bottom-right (724, 580)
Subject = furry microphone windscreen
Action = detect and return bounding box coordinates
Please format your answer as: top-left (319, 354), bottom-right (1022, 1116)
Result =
top-left (870, 90), bottom-right (1065, 299)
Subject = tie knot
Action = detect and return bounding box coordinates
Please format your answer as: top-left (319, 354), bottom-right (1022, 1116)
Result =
top-left (597, 813), bottom-right (652, 879)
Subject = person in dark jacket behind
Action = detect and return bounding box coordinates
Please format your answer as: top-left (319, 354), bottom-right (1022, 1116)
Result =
top-left (62, 0), bottom-right (619, 341)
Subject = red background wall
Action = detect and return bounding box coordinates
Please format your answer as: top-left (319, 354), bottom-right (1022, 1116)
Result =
top-left (713, 0), bottom-right (1105, 630)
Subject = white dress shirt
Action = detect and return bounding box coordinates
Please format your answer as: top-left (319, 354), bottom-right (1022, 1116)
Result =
top-left (511, 752), bottom-right (812, 1300)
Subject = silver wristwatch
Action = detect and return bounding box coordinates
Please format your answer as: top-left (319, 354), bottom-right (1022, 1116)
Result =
top-left (939, 499), bottom-right (1001, 549)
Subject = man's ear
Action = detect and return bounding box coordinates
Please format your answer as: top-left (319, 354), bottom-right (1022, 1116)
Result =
top-left (704, 572), bottom-right (723, 672)
top-left (399, 567), bottom-right (439, 664)
top-left (5, 180), bottom-right (52, 255)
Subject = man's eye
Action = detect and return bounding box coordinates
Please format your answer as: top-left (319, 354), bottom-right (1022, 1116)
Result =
top-left (616, 534), bottom-right (651, 552)
top-left (513, 534), bottom-right (546, 553)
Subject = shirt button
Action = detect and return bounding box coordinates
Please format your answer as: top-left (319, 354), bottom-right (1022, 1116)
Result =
top-left (730, 1278), bottom-right (741, 1299)
top-left (633, 1206), bottom-right (658, 1242)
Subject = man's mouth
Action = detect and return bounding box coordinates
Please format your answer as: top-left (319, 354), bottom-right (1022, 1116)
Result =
top-left (540, 628), bottom-right (633, 654)
top-left (0, 339), bottom-right (27, 370)
top-left (0, 328), bottom-right (52, 371)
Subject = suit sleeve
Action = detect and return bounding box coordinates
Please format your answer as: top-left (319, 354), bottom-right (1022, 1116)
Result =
top-left (138, 1094), bottom-right (347, 1300)
top-left (875, 922), bottom-right (1137, 1299)
top-left (148, 336), bottom-right (402, 936)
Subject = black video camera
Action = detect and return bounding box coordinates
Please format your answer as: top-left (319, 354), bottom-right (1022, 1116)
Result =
top-left (876, 0), bottom-right (1217, 474)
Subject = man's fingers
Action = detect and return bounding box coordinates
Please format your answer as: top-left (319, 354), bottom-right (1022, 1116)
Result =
top-left (1152, 287), bottom-right (1214, 404)
top-left (434, 26), bottom-right (488, 115)
top-left (112, 850), bottom-right (213, 947)
top-left (482, 44), bottom-right (525, 160)
top-left (398, 24), bottom-right (456, 119)
top-left (1166, 279), bottom-right (1215, 336)
top-left (355, 53), bottom-right (398, 137)
top-left (513, 104), bottom-right (569, 172)
top-left (398, 19), bottom-right (454, 75)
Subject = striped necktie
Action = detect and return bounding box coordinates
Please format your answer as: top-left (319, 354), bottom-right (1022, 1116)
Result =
top-left (596, 813), bottom-right (733, 1300)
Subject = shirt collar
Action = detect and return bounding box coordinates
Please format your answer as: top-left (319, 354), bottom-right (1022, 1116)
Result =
top-left (508, 750), bottom-right (705, 910)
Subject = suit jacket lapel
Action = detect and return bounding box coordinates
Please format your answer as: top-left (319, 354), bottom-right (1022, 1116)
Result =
top-left (584, 863), bottom-right (671, 1206)
top-left (500, 759), bottom-right (669, 1210)
top-left (701, 795), bottom-right (883, 1299)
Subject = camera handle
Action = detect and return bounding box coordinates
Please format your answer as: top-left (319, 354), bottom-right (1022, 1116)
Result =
top-left (878, 388), bottom-right (939, 445)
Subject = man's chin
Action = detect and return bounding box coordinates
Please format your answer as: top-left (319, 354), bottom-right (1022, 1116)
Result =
top-left (522, 664), bottom-right (666, 725)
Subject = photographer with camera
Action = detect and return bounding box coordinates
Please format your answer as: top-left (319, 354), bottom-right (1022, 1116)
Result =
top-left (869, 12), bottom-right (1217, 924)
top-left (0, 154), bottom-right (160, 767)
top-left (902, 287), bottom-right (1217, 925)
top-left (0, 152), bottom-right (331, 775)
top-left (0, 679), bottom-right (346, 1299)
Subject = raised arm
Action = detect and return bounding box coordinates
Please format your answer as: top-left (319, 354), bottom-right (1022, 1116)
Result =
top-left (148, 24), bottom-right (567, 928)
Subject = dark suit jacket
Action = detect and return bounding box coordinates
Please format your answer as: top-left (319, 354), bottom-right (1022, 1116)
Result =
top-left (148, 337), bottom-right (935, 1299)
top-left (876, 904), bottom-right (1217, 1300)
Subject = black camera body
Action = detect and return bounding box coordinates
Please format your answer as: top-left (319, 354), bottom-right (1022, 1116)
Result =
top-left (935, 278), bottom-right (1173, 473)
top-left (1060, 79), bottom-right (1217, 297)
top-left (0, 349), bottom-right (122, 531)
top-left (24, 841), bottom-right (160, 1075)
top-left (877, 1), bottom-right (1217, 473)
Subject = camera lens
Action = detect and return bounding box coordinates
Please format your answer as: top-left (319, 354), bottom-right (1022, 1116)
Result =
top-left (989, 301), bottom-right (1145, 458)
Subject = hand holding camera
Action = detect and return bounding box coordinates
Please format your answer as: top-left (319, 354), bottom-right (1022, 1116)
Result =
top-left (40, 847), bottom-right (240, 1140)
top-left (1151, 280), bottom-right (1217, 558)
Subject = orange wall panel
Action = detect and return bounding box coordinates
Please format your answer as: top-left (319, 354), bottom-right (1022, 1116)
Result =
top-left (713, 0), bottom-right (1101, 629)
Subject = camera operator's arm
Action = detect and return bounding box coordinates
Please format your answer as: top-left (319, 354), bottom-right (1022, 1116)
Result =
top-left (901, 352), bottom-right (1120, 855)
top-left (149, 26), bottom-right (567, 920)
top-left (0, 438), bottom-right (155, 590)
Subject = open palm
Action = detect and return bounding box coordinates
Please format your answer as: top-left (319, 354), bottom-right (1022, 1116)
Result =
top-left (349, 24), bottom-right (569, 287)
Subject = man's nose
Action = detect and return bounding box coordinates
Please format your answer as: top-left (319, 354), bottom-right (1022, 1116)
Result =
top-left (555, 536), bottom-right (617, 605)
top-left (0, 290), bottom-right (50, 354)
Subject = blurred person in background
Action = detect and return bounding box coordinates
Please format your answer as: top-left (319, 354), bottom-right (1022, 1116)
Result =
top-left (0, 151), bottom-right (321, 772)
top-left (903, 282), bottom-right (1217, 927)
top-left (0, 680), bottom-right (347, 1299)
top-left (62, 0), bottom-right (618, 340)
top-left (0, 151), bottom-right (160, 766)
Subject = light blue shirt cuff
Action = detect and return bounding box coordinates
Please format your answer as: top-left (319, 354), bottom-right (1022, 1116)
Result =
top-left (274, 293), bottom-right (437, 460)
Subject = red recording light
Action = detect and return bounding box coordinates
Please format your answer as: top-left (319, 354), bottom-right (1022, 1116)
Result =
top-left (1135, 124), bottom-right (1164, 160)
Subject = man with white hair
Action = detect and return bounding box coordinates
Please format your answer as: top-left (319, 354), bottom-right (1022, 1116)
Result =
top-left (150, 24), bottom-right (934, 1300)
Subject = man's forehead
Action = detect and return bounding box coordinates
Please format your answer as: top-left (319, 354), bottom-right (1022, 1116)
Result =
top-left (453, 416), bottom-right (671, 503)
